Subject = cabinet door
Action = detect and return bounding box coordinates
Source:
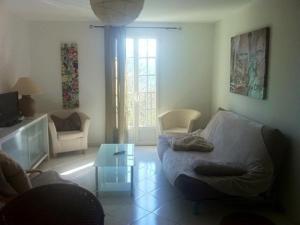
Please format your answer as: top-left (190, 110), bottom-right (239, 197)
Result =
top-left (1, 116), bottom-right (49, 170)
top-left (1, 130), bottom-right (30, 170)
top-left (27, 117), bottom-right (49, 168)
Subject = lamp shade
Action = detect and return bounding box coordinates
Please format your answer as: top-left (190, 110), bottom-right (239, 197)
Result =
top-left (90, 0), bottom-right (144, 26)
top-left (11, 77), bottom-right (41, 95)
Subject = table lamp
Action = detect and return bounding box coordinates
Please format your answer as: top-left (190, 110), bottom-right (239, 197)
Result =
top-left (11, 77), bottom-right (41, 117)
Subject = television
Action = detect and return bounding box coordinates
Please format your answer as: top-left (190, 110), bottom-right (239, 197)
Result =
top-left (0, 92), bottom-right (21, 127)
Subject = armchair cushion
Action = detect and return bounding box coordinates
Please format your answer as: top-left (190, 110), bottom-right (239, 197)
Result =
top-left (58, 131), bottom-right (85, 141)
top-left (51, 112), bottom-right (81, 132)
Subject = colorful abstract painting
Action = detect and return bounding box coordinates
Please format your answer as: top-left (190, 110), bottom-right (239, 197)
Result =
top-left (230, 27), bottom-right (270, 99)
top-left (61, 43), bottom-right (79, 108)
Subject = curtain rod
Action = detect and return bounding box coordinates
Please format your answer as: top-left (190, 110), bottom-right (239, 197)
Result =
top-left (89, 25), bottom-right (182, 31)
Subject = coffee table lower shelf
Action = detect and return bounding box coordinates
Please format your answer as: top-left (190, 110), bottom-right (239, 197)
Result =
top-left (95, 166), bottom-right (134, 198)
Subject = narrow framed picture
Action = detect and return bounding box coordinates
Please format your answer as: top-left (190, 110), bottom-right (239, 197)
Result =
top-left (61, 43), bottom-right (79, 108)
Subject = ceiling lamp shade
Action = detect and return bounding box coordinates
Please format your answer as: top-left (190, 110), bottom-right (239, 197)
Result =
top-left (90, 0), bottom-right (144, 26)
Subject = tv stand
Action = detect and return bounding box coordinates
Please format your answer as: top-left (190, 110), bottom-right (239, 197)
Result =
top-left (0, 118), bottom-right (22, 128)
top-left (0, 114), bottom-right (49, 170)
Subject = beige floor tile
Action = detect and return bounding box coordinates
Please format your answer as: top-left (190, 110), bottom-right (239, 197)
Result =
top-left (108, 204), bottom-right (150, 224)
top-left (135, 194), bottom-right (168, 212)
top-left (131, 213), bottom-right (180, 225)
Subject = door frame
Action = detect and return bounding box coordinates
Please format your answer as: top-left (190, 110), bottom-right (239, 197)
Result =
top-left (125, 31), bottom-right (160, 145)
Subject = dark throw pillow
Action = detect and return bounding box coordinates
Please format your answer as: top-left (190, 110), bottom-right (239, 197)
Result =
top-left (192, 160), bottom-right (246, 177)
top-left (51, 112), bottom-right (81, 132)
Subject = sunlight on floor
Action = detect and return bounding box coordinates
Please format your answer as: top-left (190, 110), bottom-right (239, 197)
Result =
top-left (60, 162), bottom-right (94, 176)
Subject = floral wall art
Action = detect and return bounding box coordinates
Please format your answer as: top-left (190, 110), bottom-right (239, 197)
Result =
top-left (61, 43), bottom-right (79, 108)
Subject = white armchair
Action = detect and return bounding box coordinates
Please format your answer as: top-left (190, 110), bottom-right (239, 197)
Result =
top-left (48, 110), bottom-right (90, 157)
top-left (158, 109), bottom-right (201, 136)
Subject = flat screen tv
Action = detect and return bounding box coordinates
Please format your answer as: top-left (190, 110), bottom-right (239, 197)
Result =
top-left (0, 92), bottom-right (20, 127)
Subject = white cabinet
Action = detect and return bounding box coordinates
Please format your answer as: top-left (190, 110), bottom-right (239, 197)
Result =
top-left (0, 114), bottom-right (49, 170)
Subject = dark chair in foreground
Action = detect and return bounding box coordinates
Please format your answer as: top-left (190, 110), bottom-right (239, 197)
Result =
top-left (220, 212), bottom-right (275, 225)
top-left (0, 183), bottom-right (105, 225)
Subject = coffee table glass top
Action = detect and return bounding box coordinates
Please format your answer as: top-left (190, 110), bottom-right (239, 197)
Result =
top-left (94, 144), bottom-right (135, 168)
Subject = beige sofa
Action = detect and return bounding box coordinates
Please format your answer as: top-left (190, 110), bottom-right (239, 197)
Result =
top-left (48, 110), bottom-right (90, 157)
top-left (158, 109), bottom-right (201, 135)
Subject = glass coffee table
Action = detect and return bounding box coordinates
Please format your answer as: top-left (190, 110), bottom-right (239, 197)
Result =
top-left (94, 144), bottom-right (135, 197)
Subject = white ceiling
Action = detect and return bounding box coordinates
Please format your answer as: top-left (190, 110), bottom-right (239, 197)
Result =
top-left (4, 0), bottom-right (253, 22)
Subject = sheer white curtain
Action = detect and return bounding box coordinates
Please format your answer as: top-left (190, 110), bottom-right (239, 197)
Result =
top-left (104, 26), bottom-right (128, 143)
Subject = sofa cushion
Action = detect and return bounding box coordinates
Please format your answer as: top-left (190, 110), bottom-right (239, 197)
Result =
top-left (51, 112), bottom-right (81, 132)
top-left (192, 160), bottom-right (246, 176)
top-left (58, 131), bottom-right (84, 141)
top-left (0, 151), bottom-right (32, 194)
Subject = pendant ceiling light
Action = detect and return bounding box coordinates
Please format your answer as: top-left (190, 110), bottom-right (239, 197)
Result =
top-left (90, 0), bottom-right (145, 26)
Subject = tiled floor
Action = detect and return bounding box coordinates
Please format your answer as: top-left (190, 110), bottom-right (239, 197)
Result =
top-left (39, 147), bottom-right (294, 225)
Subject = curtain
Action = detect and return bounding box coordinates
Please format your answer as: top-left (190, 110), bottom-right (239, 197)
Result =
top-left (104, 26), bottom-right (128, 143)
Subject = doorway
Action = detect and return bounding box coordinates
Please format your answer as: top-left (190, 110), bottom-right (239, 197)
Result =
top-left (125, 38), bottom-right (157, 145)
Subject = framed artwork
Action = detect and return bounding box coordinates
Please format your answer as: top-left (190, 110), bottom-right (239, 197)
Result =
top-left (61, 43), bottom-right (79, 108)
top-left (230, 27), bottom-right (270, 99)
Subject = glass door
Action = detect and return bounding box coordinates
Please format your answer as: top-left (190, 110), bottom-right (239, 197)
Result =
top-left (126, 38), bottom-right (157, 145)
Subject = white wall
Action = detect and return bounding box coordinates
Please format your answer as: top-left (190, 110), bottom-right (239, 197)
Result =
top-left (29, 22), bottom-right (215, 145)
top-left (29, 22), bottom-right (105, 146)
top-left (158, 23), bottom-right (215, 127)
top-left (211, 0), bottom-right (300, 222)
top-left (0, 4), bottom-right (31, 92)
top-left (126, 23), bottom-right (215, 126)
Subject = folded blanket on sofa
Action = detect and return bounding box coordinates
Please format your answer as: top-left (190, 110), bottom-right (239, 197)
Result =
top-left (170, 135), bottom-right (214, 152)
top-left (192, 160), bottom-right (246, 176)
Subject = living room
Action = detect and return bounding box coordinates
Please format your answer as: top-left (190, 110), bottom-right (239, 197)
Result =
top-left (0, 0), bottom-right (299, 224)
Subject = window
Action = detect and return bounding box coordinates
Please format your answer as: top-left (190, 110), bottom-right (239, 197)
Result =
top-left (126, 38), bottom-right (157, 128)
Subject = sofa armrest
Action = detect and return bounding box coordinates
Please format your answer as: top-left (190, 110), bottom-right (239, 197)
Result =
top-left (48, 120), bottom-right (57, 137)
top-left (157, 111), bottom-right (175, 133)
top-left (78, 113), bottom-right (90, 136)
top-left (188, 117), bottom-right (200, 133)
top-left (48, 120), bottom-right (60, 154)
top-left (157, 115), bottom-right (164, 134)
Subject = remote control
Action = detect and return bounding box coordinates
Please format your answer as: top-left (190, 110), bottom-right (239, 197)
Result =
top-left (113, 151), bottom-right (125, 155)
